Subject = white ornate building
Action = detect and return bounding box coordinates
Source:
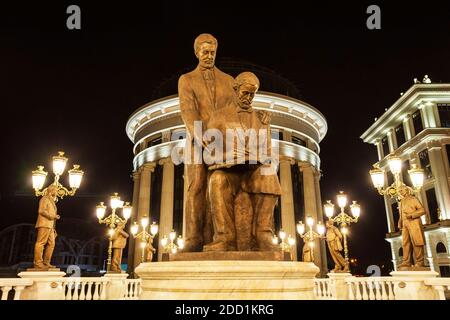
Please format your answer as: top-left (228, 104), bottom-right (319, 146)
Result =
top-left (361, 79), bottom-right (450, 276)
top-left (125, 63), bottom-right (329, 274)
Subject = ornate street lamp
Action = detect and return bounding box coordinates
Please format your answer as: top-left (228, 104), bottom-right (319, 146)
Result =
top-left (32, 151), bottom-right (84, 200)
top-left (369, 155), bottom-right (424, 200)
top-left (324, 191), bottom-right (361, 268)
top-left (296, 216), bottom-right (326, 261)
top-left (130, 217), bottom-right (159, 263)
top-left (160, 230), bottom-right (185, 260)
top-left (272, 229), bottom-right (296, 260)
top-left (96, 193), bottom-right (132, 272)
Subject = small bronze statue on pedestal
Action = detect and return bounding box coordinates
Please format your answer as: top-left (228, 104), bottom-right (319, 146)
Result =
top-left (325, 220), bottom-right (349, 272)
top-left (110, 224), bottom-right (129, 273)
top-left (397, 185), bottom-right (429, 271)
top-left (33, 184), bottom-right (60, 270)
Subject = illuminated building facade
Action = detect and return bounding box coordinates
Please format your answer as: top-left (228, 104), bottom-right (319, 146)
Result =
top-left (361, 81), bottom-right (450, 276)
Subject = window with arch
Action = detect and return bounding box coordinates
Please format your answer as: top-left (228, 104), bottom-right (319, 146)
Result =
top-left (436, 242), bottom-right (447, 254)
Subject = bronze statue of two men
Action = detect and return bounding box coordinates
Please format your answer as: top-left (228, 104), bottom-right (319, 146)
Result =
top-left (179, 33), bottom-right (281, 253)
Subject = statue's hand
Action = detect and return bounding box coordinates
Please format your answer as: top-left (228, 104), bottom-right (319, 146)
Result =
top-left (56, 215), bottom-right (60, 220)
top-left (257, 110), bottom-right (271, 124)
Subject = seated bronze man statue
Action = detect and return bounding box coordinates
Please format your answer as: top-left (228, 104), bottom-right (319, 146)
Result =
top-left (203, 72), bottom-right (281, 252)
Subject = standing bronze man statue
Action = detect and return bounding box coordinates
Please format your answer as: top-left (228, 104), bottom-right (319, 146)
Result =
top-left (325, 220), bottom-right (348, 272)
top-left (33, 184), bottom-right (60, 270)
top-left (110, 224), bottom-right (129, 273)
top-left (178, 33), bottom-right (235, 251)
top-left (397, 185), bottom-right (428, 271)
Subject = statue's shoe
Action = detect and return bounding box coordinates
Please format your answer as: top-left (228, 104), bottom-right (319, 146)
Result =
top-left (44, 263), bottom-right (56, 268)
top-left (33, 263), bottom-right (49, 270)
top-left (412, 264), bottom-right (430, 271)
top-left (397, 262), bottom-right (412, 271)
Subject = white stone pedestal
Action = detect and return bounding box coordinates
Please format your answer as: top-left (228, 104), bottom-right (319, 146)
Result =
top-left (18, 271), bottom-right (66, 300)
top-left (390, 271), bottom-right (439, 300)
top-left (327, 272), bottom-right (353, 300)
top-left (103, 273), bottom-right (129, 300)
top-left (135, 260), bottom-right (320, 300)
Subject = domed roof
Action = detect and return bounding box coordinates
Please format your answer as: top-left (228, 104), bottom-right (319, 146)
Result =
top-left (150, 57), bottom-right (302, 100)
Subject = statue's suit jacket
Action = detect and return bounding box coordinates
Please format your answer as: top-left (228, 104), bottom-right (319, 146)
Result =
top-left (206, 101), bottom-right (282, 196)
top-left (111, 229), bottom-right (129, 249)
top-left (178, 66), bottom-right (235, 148)
top-left (326, 226), bottom-right (343, 251)
top-left (35, 195), bottom-right (58, 229)
top-left (398, 196), bottom-right (425, 246)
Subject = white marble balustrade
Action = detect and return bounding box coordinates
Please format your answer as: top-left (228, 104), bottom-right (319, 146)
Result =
top-left (123, 279), bottom-right (141, 300)
top-left (345, 277), bottom-right (396, 300)
top-left (314, 278), bottom-right (334, 299)
top-left (0, 279), bottom-right (33, 300)
top-left (62, 277), bottom-right (108, 300)
top-left (424, 278), bottom-right (450, 300)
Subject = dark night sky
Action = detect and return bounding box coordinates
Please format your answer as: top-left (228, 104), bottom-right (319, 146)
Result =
top-left (1, 1), bottom-right (449, 273)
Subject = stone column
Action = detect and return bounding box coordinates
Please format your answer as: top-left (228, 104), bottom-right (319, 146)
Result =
top-left (428, 141), bottom-right (450, 220)
top-left (158, 157), bottom-right (175, 261)
top-left (403, 115), bottom-right (413, 140)
top-left (410, 154), bottom-right (431, 224)
top-left (283, 130), bottom-right (292, 142)
top-left (313, 168), bottom-right (328, 275)
top-left (422, 102), bottom-right (438, 128)
top-left (279, 158), bottom-right (297, 260)
top-left (375, 140), bottom-right (384, 161)
top-left (299, 162), bottom-right (325, 272)
top-left (182, 166), bottom-right (189, 237)
top-left (424, 232), bottom-right (437, 272)
top-left (387, 130), bottom-right (395, 154)
top-left (132, 162), bottom-right (155, 271)
top-left (390, 128), bottom-right (398, 150)
top-left (384, 184), bottom-right (395, 233)
top-left (127, 170), bottom-right (141, 274)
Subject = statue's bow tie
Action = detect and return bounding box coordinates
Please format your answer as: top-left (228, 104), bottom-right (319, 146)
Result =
top-left (201, 69), bottom-right (215, 80)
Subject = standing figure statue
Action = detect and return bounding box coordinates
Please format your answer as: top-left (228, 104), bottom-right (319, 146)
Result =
top-left (302, 241), bottom-right (314, 262)
top-left (145, 238), bottom-right (156, 262)
top-left (110, 224), bottom-right (129, 273)
top-left (397, 185), bottom-right (427, 271)
top-left (205, 72), bottom-right (281, 251)
top-left (326, 220), bottom-right (348, 272)
top-left (33, 184), bottom-right (60, 270)
top-left (178, 33), bottom-right (236, 251)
